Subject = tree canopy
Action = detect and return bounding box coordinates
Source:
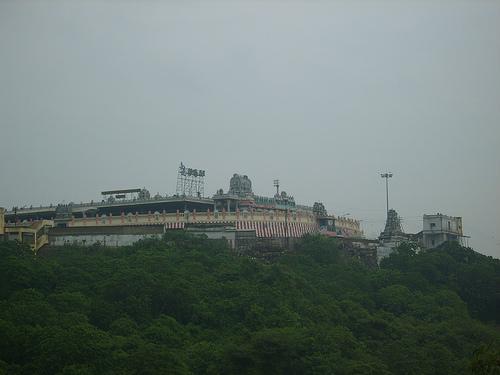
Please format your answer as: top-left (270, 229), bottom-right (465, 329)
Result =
top-left (0, 234), bottom-right (498, 374)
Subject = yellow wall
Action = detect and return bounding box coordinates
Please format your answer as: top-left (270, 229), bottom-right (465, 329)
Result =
top-left (0, 207), bottom-right (4, 235)
top-left (335, 216), bottom-right (363, 237)
top-left (68, 210), bottom-right (317, 228)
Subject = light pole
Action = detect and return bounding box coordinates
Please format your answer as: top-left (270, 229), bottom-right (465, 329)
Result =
top-left (273, 179), bottom-right (280, 196)
top-left (380, 172), bottom-right (393, 218)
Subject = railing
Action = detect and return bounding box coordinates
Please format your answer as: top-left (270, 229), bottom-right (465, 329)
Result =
top-left (7, 195), bottom-right (214, 215)
top-left (68, 210), bottom-right (317, 228)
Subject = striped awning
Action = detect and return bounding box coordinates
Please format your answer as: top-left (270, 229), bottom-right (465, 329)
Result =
top-left (236, 221), bottom-right (318, 238)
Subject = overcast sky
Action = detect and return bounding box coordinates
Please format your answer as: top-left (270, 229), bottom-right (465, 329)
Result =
top-left (1, 1), bottom-right (499, 257)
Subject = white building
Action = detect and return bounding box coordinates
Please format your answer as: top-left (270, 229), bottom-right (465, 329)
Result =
top-left (377, 209), bottom-right (409, 262)
top-left (422, 213), bottom-right (466, 248)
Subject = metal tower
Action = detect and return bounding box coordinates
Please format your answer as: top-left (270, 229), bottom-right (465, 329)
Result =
top-left (176, 162), bottom-right (206, 197)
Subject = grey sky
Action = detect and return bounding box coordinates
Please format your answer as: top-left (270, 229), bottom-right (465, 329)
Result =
top-left (1, 1), bottom-right (499, 257)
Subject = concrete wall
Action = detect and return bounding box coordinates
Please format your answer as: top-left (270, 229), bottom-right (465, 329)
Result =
top-left (335, 217), bottom-right (363, 238)
top-left (49, 225), bottom-right (165, 247)
top-left (377, 237), bottom-right (406, 262)
top-left (49, 225), bottom-right (164, 236)
top-left (66, 209), bottom-right (317, 229)
top-left (50, 233), bottom-right (162, 247)
top-left (422, 214), bottom-right (463, 248)
top-left (186, 227), bottom-right (237, 249)
top-left (423, 232), bottom-right (461, 249)
top-left (423, 214), bottom-right (462, 234)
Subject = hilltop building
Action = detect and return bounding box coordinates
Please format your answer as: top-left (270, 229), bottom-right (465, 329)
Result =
top-left (422, 213), bottom-right (467, 248)
top-left (376, 210), bottom-right (470, 262)
top-left (1, 166), bottom-right (368, 254)
top-left (335, 216), bottom-right (364, 238)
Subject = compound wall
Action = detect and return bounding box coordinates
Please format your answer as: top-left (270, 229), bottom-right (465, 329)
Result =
top-left (49, 225), bottom-right (164, 247)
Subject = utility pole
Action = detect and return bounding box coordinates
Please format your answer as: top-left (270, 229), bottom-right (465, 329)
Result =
top-left (380, 172), bottom-right (393, 218)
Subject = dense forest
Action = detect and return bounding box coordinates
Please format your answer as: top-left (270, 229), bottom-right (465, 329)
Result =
top-left (0, 233), bottom-right (499, 375)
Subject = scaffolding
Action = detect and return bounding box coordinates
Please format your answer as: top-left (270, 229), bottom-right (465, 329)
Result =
top-left (176, 162), bottom-right (205, 197)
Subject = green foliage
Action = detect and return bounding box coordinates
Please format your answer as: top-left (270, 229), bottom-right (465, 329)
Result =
top-left (0, 236), bottom-right (498, 374)
top-left (381, 241), bottom-right (500, 323)
top-left (469, 344), bottom-right (500, 375)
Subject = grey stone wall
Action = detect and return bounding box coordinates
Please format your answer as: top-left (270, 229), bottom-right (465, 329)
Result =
top-left (50, 233), bottom-right (162, 247)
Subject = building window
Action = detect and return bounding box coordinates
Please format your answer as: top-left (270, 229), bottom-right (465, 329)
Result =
top-left (431, 239), bottom-right (435, 246)
top-left (430, 223), bottom-right (436, 228)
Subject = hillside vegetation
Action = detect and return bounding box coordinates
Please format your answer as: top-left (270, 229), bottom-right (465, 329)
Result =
top-left (0, 233), bottom-right (499, 374)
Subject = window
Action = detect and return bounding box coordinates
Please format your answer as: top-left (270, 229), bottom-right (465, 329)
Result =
top-left (430, 222), bottom-right (436, 228)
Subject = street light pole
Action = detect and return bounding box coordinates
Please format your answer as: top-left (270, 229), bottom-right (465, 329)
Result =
top-left (380, 172), bottom-right (393, 218)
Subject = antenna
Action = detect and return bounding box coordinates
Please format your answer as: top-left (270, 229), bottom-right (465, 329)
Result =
top-left (273, 179), bottom-right (280, 196)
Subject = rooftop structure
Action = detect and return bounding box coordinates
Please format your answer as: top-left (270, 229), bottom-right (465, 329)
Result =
top-left (101, 188), bottom-right (142, 196)
top-left (176, 162), bottom-right (205, 197)
top-left (379, 209), bottom-right (404, 241)
top-left (213, 174), bottom-right (300, 213)
top-left (335, 216), bottom-right (363, 238)
top-left (1, 166), bottom-right (369, 252)
top-left (422, 213), bottom-right (468, 248)
top-left (377, 209), bottom-right (408, 261)
top-left (229, 174), bottom-right (253, 196)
